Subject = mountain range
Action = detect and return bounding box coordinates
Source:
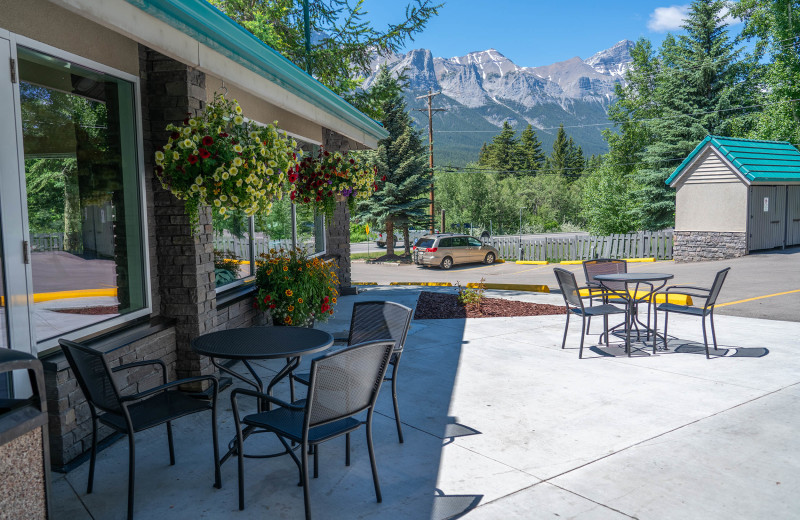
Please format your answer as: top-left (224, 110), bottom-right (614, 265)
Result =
top-left (365, 40), bottom-right (635, 166)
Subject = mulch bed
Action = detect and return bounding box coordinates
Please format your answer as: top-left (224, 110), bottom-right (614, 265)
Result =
top-left (413, 291), bottom-right (567, 319)
top-left (367, 253), bottom-right (413, 264)
top-left (51, 305), bottom-right (119, 315)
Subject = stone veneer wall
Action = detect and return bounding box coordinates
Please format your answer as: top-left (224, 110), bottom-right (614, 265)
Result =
top-left (673, 231), bottom-right (747, 262)
top-left (322, 128), bottom-right (352, 288)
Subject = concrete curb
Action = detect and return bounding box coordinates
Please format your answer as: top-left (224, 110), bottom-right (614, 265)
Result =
top-left (389, 282), bottom-right (453, 287)
top-left (515, 260), bottom-right (548, 265)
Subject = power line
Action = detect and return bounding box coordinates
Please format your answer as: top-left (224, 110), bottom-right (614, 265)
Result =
top-left (435, 155), bottom-right (689, 176)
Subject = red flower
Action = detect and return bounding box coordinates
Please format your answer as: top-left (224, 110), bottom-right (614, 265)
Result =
top-left (290, 191), bottom-right (297, 201)
top-left (155, 165), bottom-right (164, 175)
top-left (349, 158), bottom-right (355, 164)
top-left (288, 173), bottom-right (298, 183)
top-left (266, 295), bottom-right (271, 301)
top-left (381, 175), bottom-right (387, 181)
top-left (269, 303), bottom-right (276, 309)
top-left (315, 196), bottom-right (321, 202)
top-left (323, 151), bottom-right (330, 157)
top-left (202, 135), bottom-right (214, 146)
top-left (303, 197), bottom-right (310, 203)
top-left (187, 154), bottom-right (198, 165)
top-left (323, 296), bottom-right (329, 303)
top-left (321, 304), bottom-right (329, 312)
top-left (171, 132), bottom-right (180, 140)
top-left (219, 132), bottom-right (229, 138)
top-left (183, 118), bottom-right (190, 125)
top-left (198, 148), bottom-right (211, 159)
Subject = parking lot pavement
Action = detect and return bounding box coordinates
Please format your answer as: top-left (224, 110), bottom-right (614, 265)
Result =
top-left (351, 247), bottom-right (800, 322)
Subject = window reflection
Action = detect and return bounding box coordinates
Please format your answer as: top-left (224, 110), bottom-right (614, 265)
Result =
top-left (18, 47), bottom-right (146, 344)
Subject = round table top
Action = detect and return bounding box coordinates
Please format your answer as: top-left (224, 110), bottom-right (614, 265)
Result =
top-left (594, 272), bottom-right (674, 283)
top-left (191, 326), bottom-right (334, 360)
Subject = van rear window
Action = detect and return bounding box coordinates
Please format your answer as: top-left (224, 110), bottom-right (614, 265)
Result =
top-left (416, 238), bottom-right (435, 248)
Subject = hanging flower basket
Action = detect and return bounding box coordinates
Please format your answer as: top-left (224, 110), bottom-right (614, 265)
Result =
top-left (254, 248), bottom-right (339, 327)
top-left (287, 149), bottom-right (378, 220)
top-left (154, 94), bottom-right (300, 229)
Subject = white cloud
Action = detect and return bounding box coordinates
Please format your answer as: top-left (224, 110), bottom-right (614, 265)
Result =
top-left (647, 3), bottom-right (742, 33)
top-left (648, 5), bottom-right (690, 32)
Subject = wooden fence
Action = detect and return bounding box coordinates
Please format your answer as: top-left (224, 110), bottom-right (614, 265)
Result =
top-left (212, 235), bottom-right (315, 259)
top-left (484, 231), bottom-right (673, 261)
top-left (30, 233), bottom-right (64, 252)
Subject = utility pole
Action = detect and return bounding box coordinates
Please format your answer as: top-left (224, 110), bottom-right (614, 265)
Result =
top-left (415, 89), bottom-right (446, 233)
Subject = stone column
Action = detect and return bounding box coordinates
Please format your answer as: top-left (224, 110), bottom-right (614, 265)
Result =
top-left (322, 129), bottom-right (353, 288)
top-left (144, 48), bottom-right (215, 386)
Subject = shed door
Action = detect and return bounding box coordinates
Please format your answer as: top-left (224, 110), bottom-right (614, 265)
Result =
top-left (749, 186), bottom-right (786, 251)
top-left (787, 186), bottom-right (800, 247)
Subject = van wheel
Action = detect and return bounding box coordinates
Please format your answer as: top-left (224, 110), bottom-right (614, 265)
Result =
top-left (440, 257), bottom-right (453, 270)
top-left (484, 252), bottom-right (495, 265)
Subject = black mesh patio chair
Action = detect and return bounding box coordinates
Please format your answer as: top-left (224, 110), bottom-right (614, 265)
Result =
top-left (231, 340), bottom-right (395, 520)
top-left (291, 301), bottom-right (413, 443)
top-left (655, 267), bottom-right (730, 359)
top-left (59, 339), bottom-right (221, 520)
top-left (553, 268), bottom-right (627, 358)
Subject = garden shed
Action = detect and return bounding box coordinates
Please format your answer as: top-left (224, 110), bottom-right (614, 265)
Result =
top-left (666, 136), bottom-right (800, 262)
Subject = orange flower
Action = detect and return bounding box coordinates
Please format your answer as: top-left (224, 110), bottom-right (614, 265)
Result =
top-left (285, 289), bottom-right (293, 297)
top-left (297, 298), bottom-right (303, 304)
top-left (332, 297), bottom-right (337, 304)
top-left (284, 316), bottom-right (292, 325)
top-left (266, 269), bottom-right (272, 275)
top-left (298, 267), bottom-right (302, 272)
top-left (283, 265), bottom-right (288, 271)
top-left (288, 305), bottom-right (294, 312)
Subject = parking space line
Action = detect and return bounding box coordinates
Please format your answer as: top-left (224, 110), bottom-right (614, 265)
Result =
top-left (715, 288), bottom-right (800, 308)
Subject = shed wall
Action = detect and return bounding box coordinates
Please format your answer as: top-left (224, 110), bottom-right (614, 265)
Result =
top-left (679, 148), bottom-right (742, 185)
top-left (675, 182), bottom-right (748, 232)
top-left (0, 0), bottom-right (139, 75)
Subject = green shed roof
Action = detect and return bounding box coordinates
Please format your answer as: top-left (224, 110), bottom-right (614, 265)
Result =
top-left (666, 136), bottom-right (800, 186)
top-left (124, 0), bottom-right (387, 143)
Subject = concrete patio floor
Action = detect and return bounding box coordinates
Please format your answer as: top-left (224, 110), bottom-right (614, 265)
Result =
top-left (51, 287), bottom-right (800, 519)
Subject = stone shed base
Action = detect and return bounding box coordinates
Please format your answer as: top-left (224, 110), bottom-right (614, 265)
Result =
top-left (673, 231), bottom-right (747, 263)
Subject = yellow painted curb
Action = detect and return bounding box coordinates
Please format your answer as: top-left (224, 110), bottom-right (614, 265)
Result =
top-left (468, 283), bottom-right (550, 293)
top-left (354, 282), bottom-right (378, 285)
top-left (1, 288), bottom-right (118, 307)
top-left (495, 259), bottom-right (505, 263)
top-left (389, 282), bottom-right (453, 287)
top-left (559, 260), bottom-right (583, 265)
top-left (624, 258), bottom-right (656, 263)
top-left (515, 260), bottom-right (548, 265)
top-left (578, 288), bottom-right (692, 306)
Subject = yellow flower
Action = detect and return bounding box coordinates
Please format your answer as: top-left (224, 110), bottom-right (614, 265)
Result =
top-left (236, 179), bottom-right (243, 187)
top-left (235, 105), bottom-right (243, 115)
top-left (233, 157), bottom-right (243, 167)
top-left (213, 199), bottom-right (221, 207)
top-left (222, 172), bottom-right (230, 180)
top-left (297, 298), bottom-right (303, 304)
top-left (195, 176), bottom-right (203, 185)
top-left (234, 115), bottom-right (244, 125)
top-left (188, 118), bottom-right (198, 127)
top-left (283, 265), bottom-right (288, 271)
top-left (266, 168), bottom-right (274, 176)
top-left (155, 151), bottom-right (165, 161)
top-left (219, 207), bottom-right (227, 215)
top-left (234, 144), bottom-right (243, 153)
top-left (229, 167), bottom-right (238, 175)
top-left (220, 195), bottom-right (228, 202)
top-left (288, 305), bottom-right (294, 312)
top-left (268, 160), bottom-right (277, 168)
top-left (173, 152), bottom-right (180, 160)
top-left (230, 195), bottom-right (238, 203)
top-left (285, 289), bottom-right (293, 297)
top-left (332, 297), bottom-right (337, 304)
top-left (183, 139), bottom-right (193, 148)
top-left (183, 127), bottom-right (192, 136)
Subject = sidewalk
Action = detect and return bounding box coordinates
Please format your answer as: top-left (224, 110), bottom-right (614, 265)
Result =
top-left (52, 287), bottom-right (800, 519)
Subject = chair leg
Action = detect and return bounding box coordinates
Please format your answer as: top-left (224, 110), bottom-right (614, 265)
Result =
top-left (390, 363), bottom-right (404, 443)
top-left (290, 375), bottom-right (296, 403)
top-left (302, 442), bottom-right (312, 520)
top-left (345, 433), bottom-right (351, 466)
top-left (236, 425), bottom-right (246, 510)
top-left (664, 311), bottom-right (670, 350)
top-left (710, 311), bottom-right (718, 351)
top-left (167, 421), bottom-right (176, 466)
top-left (212, 403), bottom-right (221, 489)
top-left (586, 296), bottom-right (593, 333)
top-left (366, 417), bottom-right (382, 503)
top-left (313, 445), bottom-right (319, 478)
top-left (652, 305), bottom-right (658, 354)
top-left (87, 417), bottom-right (98, 494)
top-left (578, 316), bottom-right (587, 359)
top-left (127, 433), bottom-right (136, 520)
top-left (626, 304), bottom-right (632, 357)
top-left (702, 315), bottom-right (710, 359)
top-left (561, 312), bottom-right (570, 350)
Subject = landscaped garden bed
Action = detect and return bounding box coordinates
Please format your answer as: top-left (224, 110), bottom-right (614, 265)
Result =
top-left (413, 290), bottom-right (566, 319)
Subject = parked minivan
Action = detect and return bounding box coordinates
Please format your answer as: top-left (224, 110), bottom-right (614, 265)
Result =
top-left (412, 234), bottom-right (499, 269)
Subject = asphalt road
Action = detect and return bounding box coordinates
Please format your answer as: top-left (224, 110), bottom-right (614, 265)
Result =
top-left (351, 247), bottom-right (800, 322)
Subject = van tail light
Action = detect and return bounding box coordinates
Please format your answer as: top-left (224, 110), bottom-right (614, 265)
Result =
top-left (426, 247), bottom-right (438, 252)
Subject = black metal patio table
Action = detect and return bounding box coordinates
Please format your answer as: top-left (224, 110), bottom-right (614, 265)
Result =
top-left (192, 326), bottom-right (333, 464)
top-left (594, 272), bottom-right (674, 355)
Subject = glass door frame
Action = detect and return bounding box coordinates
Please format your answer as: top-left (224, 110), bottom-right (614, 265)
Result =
top-left (3, 31), bottom-right (153, 355)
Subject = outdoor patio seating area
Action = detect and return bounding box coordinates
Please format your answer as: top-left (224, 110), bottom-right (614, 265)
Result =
top-left (51, 287), bottom-right (800, 519)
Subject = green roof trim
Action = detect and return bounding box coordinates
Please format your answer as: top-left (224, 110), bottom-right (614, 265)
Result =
top-left (124, 0), bottom-right (387, 142)
top-left (666, 136), bottom-right (800, 185)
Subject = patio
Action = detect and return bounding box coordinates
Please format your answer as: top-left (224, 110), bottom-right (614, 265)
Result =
top-left (52, 287), bottom-right (800, 519)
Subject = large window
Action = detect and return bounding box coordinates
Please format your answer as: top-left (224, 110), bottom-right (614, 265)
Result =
top-left (213, 141), bottom-right (325, 290)
top-left (18, 45), bottom-right (148, 345)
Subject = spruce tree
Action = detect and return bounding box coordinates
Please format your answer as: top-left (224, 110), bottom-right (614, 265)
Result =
top-left (357, 68), bottom-right (430, 256)
top-left (486, 121), bottom-right (519, 170)
top-left (515, 124), bottom-right (545, 173)
top-left (546, 124), bottom-right (584, 178)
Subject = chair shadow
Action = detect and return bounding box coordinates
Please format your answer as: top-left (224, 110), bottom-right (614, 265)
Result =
top-left (431, 488), bottom-right (483, 520)
top-left (588, 337), bottom-right (769, 358)
top-left (441, 422), bottom-right (482, 447)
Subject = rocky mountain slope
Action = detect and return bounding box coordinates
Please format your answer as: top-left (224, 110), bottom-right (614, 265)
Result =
top-left (365, 40), bottom-right (634, 166)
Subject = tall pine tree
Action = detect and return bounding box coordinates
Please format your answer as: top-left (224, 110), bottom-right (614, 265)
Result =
top-left (477, 121), bottom-right (519, 170)
top-left (357, 68), bottom-right (430, 255)
top-left (515, 124), bottom-right (546, 173)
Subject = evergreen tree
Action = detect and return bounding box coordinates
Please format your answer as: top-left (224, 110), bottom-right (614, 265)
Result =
top-left (357, 68), bottom-right (430, 255)
top-left (635, 0), bottom-right (747, 230)
top-left (546, 124), bottom-right (584, 178)
top-left (515, 124), bottom-right (546, 173)
top-left (477, 142), bottom-right (490, 166)
top-left (486, 121), bottom-right (519, 170)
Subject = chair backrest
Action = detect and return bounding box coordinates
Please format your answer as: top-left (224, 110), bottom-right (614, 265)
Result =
top-left (348, 301), bottom-right (413, 353)
top-left (705, 267), bottom-right (731, 309)
top-left (305, 340), bottom-right (394, 429)
top-left (553, 268), bottom-right (584, 310)
top-left (583, 258), bottom-right (627, 291)
top-left (59, 339), bottom-right (123, 414)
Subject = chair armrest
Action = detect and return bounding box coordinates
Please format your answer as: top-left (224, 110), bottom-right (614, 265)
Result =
top-left (665, 285), bottom-right (710, 293)
top-left (121, 375), bottom-right (218, 402)
top-left (113, 359), bottom-right (167, 385)
top-left (230, 388), bottom-right (303, 412)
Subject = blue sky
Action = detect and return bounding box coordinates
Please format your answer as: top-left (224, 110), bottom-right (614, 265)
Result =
top-left (362, 1), bottom-right (741, 66)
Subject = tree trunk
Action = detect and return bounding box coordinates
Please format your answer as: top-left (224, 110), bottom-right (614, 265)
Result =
top-left (403, 223), bottom-right (410, 256)
top-left (385, 219), bottom-right (394, 256)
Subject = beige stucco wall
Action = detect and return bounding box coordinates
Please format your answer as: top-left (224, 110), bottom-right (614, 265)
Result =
top-left (675, 182), bottom-right (748, 232)
top-left (206, 75), bottom-right (323, 145)
top-left (0, 0), bottom-right (139, 76)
